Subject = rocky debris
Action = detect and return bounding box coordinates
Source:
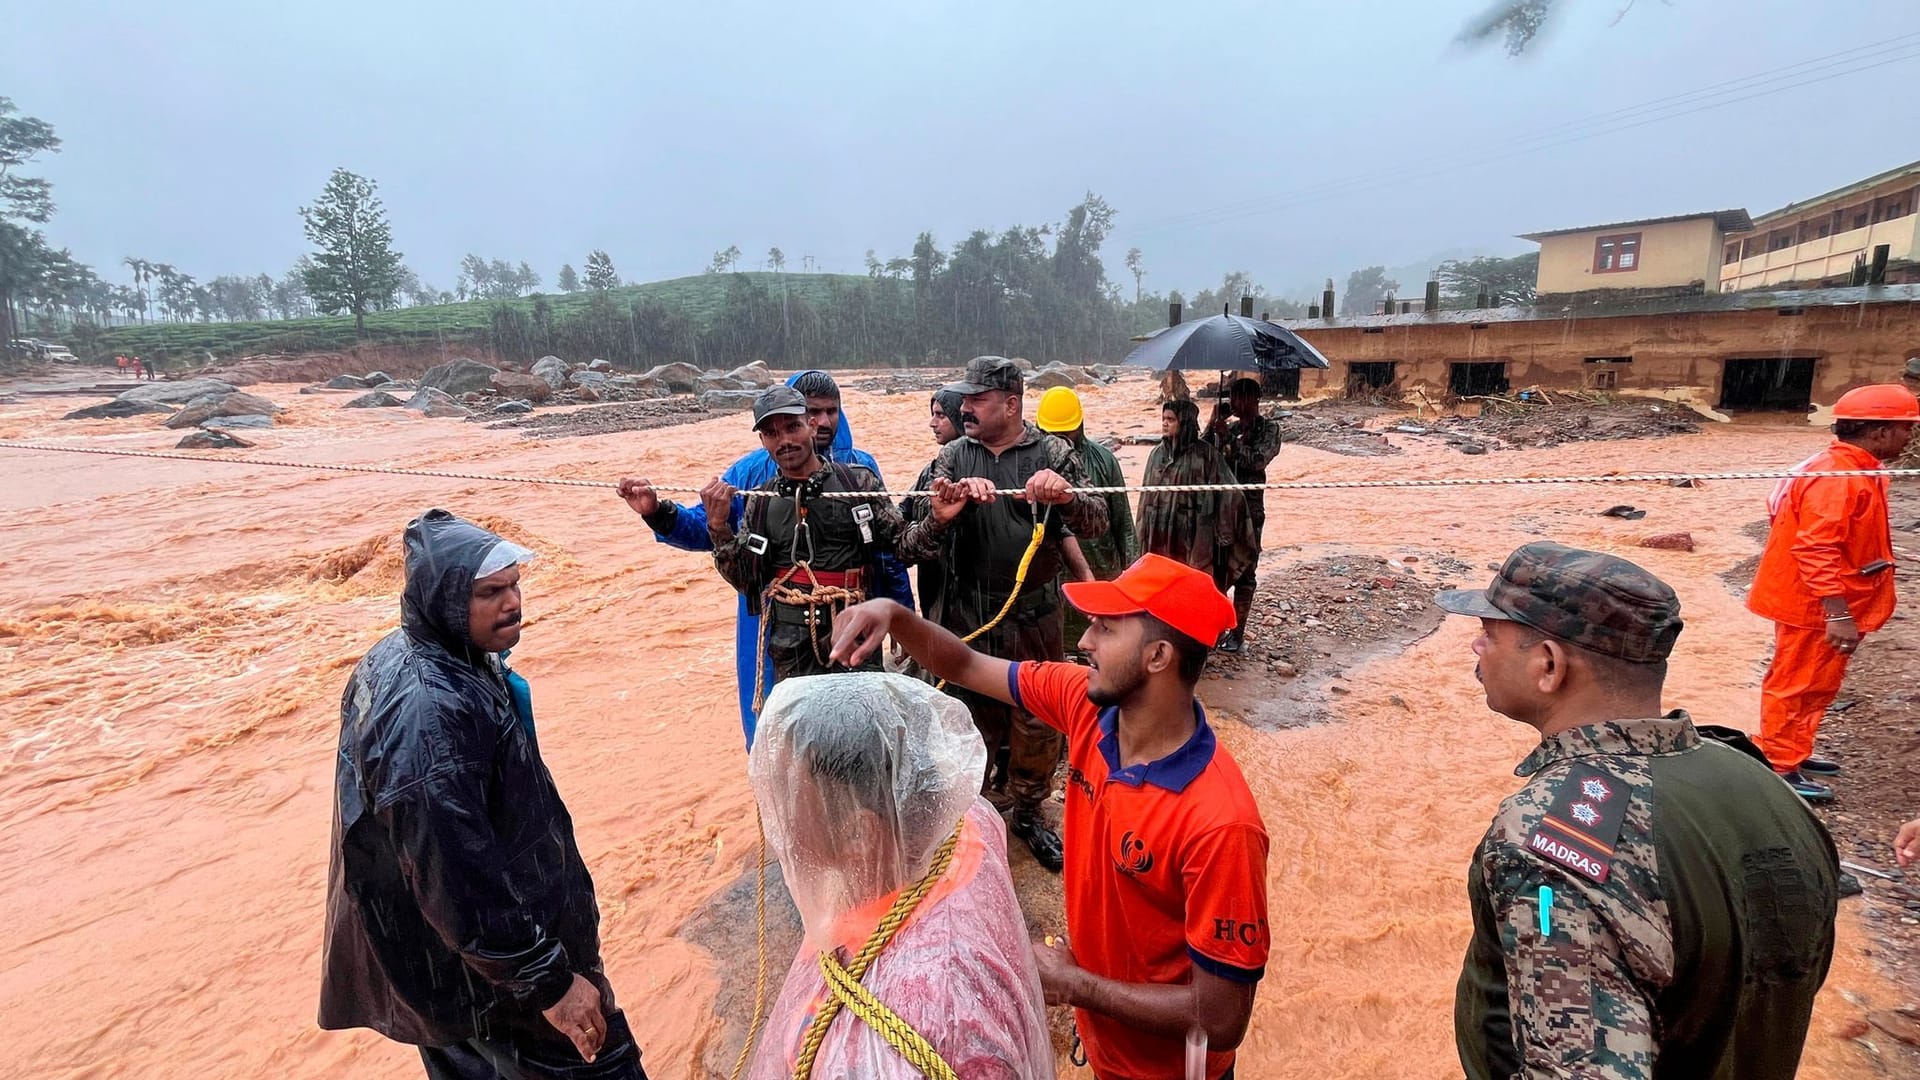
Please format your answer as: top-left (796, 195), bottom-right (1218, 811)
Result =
top-left (569, 370), bottom-right (610, 389)
top-left (486, 398), bottom-right (712, 439)
top-left (116, 378), bottom-right (237, 405)
top-left (405, 387), bottom-right (475, 419)
top-left (572, 383), bottom-right (602, 402)
top-left (701, 389), bottom-right (760, 412)
top-left (587, 358), bottom-right (614, 373)
top-left (699, 373), bottom-right (749, 392)
top-left (65, 398), bottom-right (176, 420)
top-left (1639, 531), bottom-right (1695, 552)
top-left (164, 390), bottom-right (283, 430)
top-left (532, 355), bottom-right (572, 388)
top-left (1423, 393), bottom-right (1702, 451)
top-left (640, 362), bottom-right (707, 394)
top-left (420, 357), bottom-right (500, 396)
top-left (844, 371), bottom-right (955, 395)
top-left (1600, 505), bottom-right (1646, 520)
top-left (344, 391), bottom-right (404, 409)
top-left (1272, 407), bottom-right (1402, 457)
top-left (492, 400), bottom-right (534, 415)
top-left (726, 361), bottom-right (777, 388)
top-left (489, 371), bottom-right (554, 403)
top-left (1458, 441), bottom-right (1489, 455)
top-left (325, 374), bottom-right (374, 390)
top-left (175, 429), bottom-right (256, 449)
top-left (202, 414), bottom-right (275, 430)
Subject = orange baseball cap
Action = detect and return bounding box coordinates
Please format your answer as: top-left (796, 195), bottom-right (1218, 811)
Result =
top-left (1832, 383), bottom-right (1920, 421)
top-left (1062, 553), bottom-right (1237, 646)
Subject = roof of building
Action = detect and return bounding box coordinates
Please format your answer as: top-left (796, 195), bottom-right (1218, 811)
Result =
top-left (1518, 209), bottom-right (1752, 242)
top-left (1742, 159), bottom-right (1920, 230)
top-left (1276, 282), bottom-right (1920, 332)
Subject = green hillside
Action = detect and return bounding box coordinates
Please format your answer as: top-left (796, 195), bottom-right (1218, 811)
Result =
top-left (93, 272), bottom-right (870, 359)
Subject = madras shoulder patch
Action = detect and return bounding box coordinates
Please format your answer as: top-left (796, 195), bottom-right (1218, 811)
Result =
top-left (1526, 764), bottom-right (1628, 883)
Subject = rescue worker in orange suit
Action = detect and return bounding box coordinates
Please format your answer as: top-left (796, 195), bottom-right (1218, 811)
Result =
top-left (1747, 383), bottom-right (1918, 802)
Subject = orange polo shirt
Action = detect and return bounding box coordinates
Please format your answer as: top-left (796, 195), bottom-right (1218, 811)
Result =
top-left (1011, 661), bottom-right (1269, 1080)
top-left (1748, 441), bottom-right (1896, 632)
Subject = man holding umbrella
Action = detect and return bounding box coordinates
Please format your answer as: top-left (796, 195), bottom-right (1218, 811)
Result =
top-left (1206, 377), bottom-right (1283, 651)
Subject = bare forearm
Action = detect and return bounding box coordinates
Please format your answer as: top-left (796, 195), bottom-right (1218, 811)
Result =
top-left (878, 600), bottom-right (1012, 702)
top-left (1062, 969), bottom-right (1247, 1050)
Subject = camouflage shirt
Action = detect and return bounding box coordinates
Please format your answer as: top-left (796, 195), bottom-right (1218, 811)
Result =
top-left (1456, 711), bottom-right (1838, 1080)
top-left (1205, 413), bottom-right (1283, 484)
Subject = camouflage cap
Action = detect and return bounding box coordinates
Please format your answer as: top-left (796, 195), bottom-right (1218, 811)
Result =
top-left (1434, 541), bottom-right (1683, 663)
top-left (950, 355), bottom-right (1024, 396)
top-left (751, 384), bottom-right (809, 430)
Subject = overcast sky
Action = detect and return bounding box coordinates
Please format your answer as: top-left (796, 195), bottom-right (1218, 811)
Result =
top-left (14, 0), bottom-right (1920, 299)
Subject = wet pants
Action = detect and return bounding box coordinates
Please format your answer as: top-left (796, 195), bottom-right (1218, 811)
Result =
top-left (955, 609), bottom-right (1065, 813)
top-left (419, 1009), bottom-right (646, 1080)
top-left (1754, 622), bottom-right (1854, 772)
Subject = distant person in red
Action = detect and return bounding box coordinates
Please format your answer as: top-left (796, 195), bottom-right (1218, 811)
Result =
top-left (115, 355), bottom-right (129, 378)
top-left (129, 356), bottom-right (143, 380)
top-left (833, 554), bottom-right (1269, 1080)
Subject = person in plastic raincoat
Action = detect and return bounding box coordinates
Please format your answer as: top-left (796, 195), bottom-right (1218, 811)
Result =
top-left (616, 370), bottom-right (913, 747)
top-left (319, 509), bottom-right (647, 1079)
top-left (746, 673), bottom-right (1053, 1080)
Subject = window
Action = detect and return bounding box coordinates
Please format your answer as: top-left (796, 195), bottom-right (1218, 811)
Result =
top-left (1724, 243), bottom-right (1740, 265)
top-left (1855, 213), bottom-right (1870, 229)
top-left (1719, 357), bottom-right (1817, 412)
top-left (1593, 232), bottom-right (1641, 273)
top-left (1449, 361), bottom-right (1509, 397)
top-left (1590, 369), bottom-right (1618, 390)
top-left (1769, 232), bottom-right (1795, 252)
top-left (1346, 361), bottom-right (1398, 398)
top-left (1886, 199), bottom-right (1909, 219)
top-left (1816, 222), bottom-right (1831, 239)
top-left (1584, 356), bottom-right (1632, 364)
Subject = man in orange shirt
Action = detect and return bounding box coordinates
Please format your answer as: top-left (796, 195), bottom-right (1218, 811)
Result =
top-left (832, 554), bottom-right (1267, 1080)
top-left (1747, 383), bottom-right (1918, 802)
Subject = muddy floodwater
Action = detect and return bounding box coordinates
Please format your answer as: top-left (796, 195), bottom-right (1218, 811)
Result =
top-left (0, 375), bottom-right (1905, 1078)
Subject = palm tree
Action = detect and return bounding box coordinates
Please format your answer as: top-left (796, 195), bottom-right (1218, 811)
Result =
top-left (122, 256), bottom-right (152, 323)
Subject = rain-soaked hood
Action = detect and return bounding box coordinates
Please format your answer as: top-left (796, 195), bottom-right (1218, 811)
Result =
top-left (400, 509), bottom-right (513, 662)
top-left (787, 369), bottom-right (855, 461)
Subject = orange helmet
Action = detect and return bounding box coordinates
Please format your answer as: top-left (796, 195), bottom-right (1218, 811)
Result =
top-left (1831, 383), bottom-right (1920, 421)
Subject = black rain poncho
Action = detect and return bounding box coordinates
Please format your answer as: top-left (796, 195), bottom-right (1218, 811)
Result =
top-left (319, 509), bottom-right (607, 1047)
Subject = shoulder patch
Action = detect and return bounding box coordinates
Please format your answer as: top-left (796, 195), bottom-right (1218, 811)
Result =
top-left (1526, 764), bottom-right (1628, 883)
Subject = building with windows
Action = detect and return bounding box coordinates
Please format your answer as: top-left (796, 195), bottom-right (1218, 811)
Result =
top-left (1520, 210), bottom-right (1752, 302)
top-left (1720, 159), bottom-right (1920, 291)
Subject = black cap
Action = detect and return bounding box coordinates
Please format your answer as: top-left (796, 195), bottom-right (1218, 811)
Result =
top-left (751, 385), bottom-right (809, 430)
top-left (1434, 541), bottom-right (1684, 663)
top-left (950, 355), bottom-right (1024, 396)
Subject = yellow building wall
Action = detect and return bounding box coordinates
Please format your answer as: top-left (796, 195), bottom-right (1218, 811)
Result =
top-left (1535, 218), bottom-right (1722, 295)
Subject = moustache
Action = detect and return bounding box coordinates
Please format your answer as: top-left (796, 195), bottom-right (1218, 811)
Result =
top-left (959, 411), bottom-right (980, 426)
top-left (497, 613), bottom-right (522, 630)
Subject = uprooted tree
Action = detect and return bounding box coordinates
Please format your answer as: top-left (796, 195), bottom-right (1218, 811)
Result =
top-left (298, 168), bottom-right (404, 337)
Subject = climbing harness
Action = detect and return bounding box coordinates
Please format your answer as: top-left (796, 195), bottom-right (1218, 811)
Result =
top-left (2, 440), bottom-right (1913, 496)
top-left (745, 468), bottom-right (876, 713)
top-left (792, 825), bottom-right (963, 1080)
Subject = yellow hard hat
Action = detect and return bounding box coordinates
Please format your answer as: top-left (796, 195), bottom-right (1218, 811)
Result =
top-left (1036, 386), bottom-right (1084, 433)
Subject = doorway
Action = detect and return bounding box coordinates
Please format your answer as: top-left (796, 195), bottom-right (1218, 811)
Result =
top-left (1718, 357), bottom-right (1816, 412)
top-left (1449, 361), bottom-right (1509, 397)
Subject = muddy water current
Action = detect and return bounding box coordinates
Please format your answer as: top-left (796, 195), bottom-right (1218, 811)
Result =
top-left (0, 376), bottom-right (1903, 1078)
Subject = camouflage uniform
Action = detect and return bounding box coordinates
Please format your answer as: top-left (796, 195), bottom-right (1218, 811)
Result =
top-left (1442, 543), bottom-right (1841, 1079)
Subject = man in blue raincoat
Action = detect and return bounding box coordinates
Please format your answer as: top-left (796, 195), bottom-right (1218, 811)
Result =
top-left (617, 370), bottom-right (913, 746)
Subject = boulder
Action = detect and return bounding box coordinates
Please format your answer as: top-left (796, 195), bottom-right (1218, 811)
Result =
top-left (1639, 531), bottom-right (1696, 552)
top-left (610, 375), bottom-right (670, 398)
top-left (364, 370), bottom-right (394, 385)
top-left (569, 370), bottom-right (610, 388)
top-left (405, 387), bottom-right (475, 419)
top-left (640, 362), bottom-right (706, 393)
top-left (726, 361), bottom-right (778, 388)
top-left (326, 374), bottom-right (373, 390)
top-left (202, 414), bottom-right (275, 430)
top-left (176, 429), bottom-right (255, 450)
top-left (1009, 357), bottom-right (1036, 374)
top-left (701, 389), bottom-right (761, 412)
top-left (532, 355), bottom-right (572, 388)
top-left (572, 383), bottom-right (602, 402)
top-left (343, 391), bottom-right (404, 409)
top-left (116, 378), bottom-right (236, 405)
top-left (490, 371), bottom-right (554, 403)
top-left (1025, 364), bottom-right (1081, 392)
top-left (587, 358), bottom-right (614, 372)
top-left (420, 357), bottom-right (500, 395)
top-left (701, 373), bottom-right (750, 392)
top-left (493, 399), bottom-right (534, 415)
top-left (165, 390), bottom-right (284, 430)
top-left (65, 399), bottom-right (175, 420)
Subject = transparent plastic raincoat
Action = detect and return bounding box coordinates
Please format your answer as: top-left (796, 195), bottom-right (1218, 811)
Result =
top-left (746, 673), bottom-right (1053, 1079)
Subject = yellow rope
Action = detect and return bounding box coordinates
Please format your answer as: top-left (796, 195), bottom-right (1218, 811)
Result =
top-left (792, 826), bottom-right (962, 1080)
top-left (728, 809), bottom-right (771, 1080)
top-left (817, 955), bottom-right (958, 1080)
top-left (935, 518), bottom-right (1047, 690)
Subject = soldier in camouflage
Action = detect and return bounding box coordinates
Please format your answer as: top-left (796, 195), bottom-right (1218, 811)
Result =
top-left (1437, 542), bottom-right (1839, 1079)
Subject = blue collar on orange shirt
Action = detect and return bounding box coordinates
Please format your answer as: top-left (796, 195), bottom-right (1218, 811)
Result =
top-left (1096, 701), bottom-right (1216, 793)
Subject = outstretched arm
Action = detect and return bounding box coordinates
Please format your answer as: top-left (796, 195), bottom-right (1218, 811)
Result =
top-left (830, 599), bottom-right (1014, 706)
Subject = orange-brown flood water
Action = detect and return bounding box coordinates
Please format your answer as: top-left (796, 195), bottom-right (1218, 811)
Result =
top-left (0, 375), bottom-right (1904, 1078)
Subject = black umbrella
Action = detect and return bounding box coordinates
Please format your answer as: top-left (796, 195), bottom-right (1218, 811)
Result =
top-left (1121, 311), bottom-right (1332, 373)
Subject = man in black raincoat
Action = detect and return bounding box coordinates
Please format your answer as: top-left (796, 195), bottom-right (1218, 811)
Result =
top-left (320, 509), bottom-right (647, 1080)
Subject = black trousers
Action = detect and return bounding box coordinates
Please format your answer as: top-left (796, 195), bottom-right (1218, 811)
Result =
top-left (419, 1009), bottom-right (646, 1080)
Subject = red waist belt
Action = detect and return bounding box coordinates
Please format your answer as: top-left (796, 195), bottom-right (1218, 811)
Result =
top-left (772, 567), bottom-right (864, 589)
